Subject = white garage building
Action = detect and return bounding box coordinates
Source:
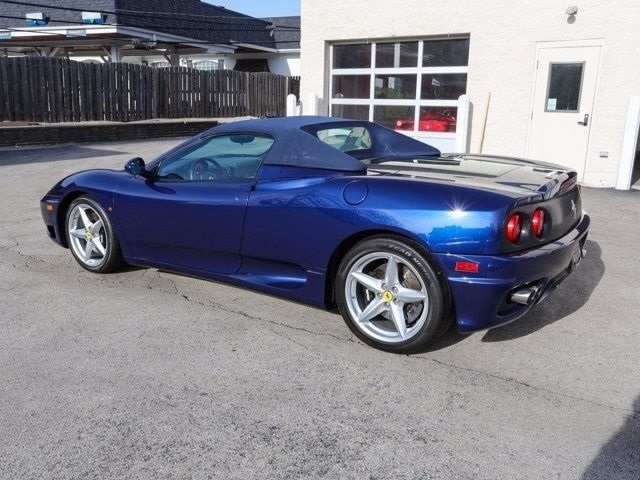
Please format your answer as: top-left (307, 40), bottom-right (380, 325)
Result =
top-left (300, 0), bottom-right (640, 188)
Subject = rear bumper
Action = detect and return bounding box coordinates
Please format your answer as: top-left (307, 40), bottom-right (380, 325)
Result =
top-left (434, 211), bottom-right (590, 333)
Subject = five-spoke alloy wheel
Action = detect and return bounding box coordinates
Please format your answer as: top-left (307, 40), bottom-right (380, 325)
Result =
top-left (66, 196), bottom-right (123, 273)
top-left (336, 236), bottom-right (450, 353)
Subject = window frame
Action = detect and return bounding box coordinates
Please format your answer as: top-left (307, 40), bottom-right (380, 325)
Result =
top-left (329, 37), bottom-right (469, 135)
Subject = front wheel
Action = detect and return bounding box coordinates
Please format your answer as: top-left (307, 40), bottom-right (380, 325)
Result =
top-left (66, 196), bottom-right (124, 273)
top-left (336, 236), bottom-right (451, 353)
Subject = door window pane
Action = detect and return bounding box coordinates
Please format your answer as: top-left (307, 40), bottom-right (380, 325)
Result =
top-left (332, 75), bottom-right (370, 99)
top-left (376, 42), bottom-right (419, 68)
top-left (418, 107), bottom-right (457, 132)
top-left (333, 44), bottom-right (371, 69)
top-left (545, 63), bottom-right (583, 112)
top-left (422, 39), bottom-right (470, 67)
top-left (374, 105), bottom-right (414, 129)
top-left (374, 75), bottom-right (416, 99)
top-left (421, 73), bottom-right (467, 100)
top-left (332, 104), bottom-right (369, 120)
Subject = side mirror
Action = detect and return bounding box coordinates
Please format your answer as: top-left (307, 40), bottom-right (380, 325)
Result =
top-left (124, 157), bottom-right (146, 176)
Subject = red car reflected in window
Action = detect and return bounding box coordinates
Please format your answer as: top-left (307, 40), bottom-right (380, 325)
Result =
top-left (394, 109), bottom-right (457, 132)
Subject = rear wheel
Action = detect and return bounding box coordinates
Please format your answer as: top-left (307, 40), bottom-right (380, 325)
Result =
top-left (66, 196), bottom-right (123, 273)
top-left (336, 236), bottom-right (450, 353)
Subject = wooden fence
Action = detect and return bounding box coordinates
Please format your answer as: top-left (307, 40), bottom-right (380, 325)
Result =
top-left (0, 56), bottom-right (300, 123)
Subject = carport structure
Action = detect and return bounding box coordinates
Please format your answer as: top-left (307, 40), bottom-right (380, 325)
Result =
top-left (0, 0), bottom-right (278, 66)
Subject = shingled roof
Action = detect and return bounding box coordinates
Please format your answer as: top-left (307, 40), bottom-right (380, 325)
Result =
top-left (261, 16), bottom-right (301, 50)
top-left (112, 0), bottom-right (272, 45)
top-left (0, 0), bottom-right (299, 49)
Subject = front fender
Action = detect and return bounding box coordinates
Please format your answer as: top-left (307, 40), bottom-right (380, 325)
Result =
top-left (40, 169), bottom-right (129, 248)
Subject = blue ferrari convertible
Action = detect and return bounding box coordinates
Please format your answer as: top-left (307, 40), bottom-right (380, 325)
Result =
top-left (41, 116), bottom-right (589, 353)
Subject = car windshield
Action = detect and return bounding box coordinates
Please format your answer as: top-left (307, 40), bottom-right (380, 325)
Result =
top-left (155, 134), bottom-right (274, 181)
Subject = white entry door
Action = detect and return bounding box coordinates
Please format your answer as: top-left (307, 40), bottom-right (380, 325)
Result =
top-left (528, 45), bottom-right (601, 181)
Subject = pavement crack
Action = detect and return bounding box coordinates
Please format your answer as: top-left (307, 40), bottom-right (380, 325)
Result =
top-left (164, 274), bottom-right (179, 294)
top-left (265, 325), bottom-right (311, 350)
top-left (413, 355), bottom-right (640, 417)
top-left (179, 293), bottom-right (356, 345)
top-left (163, 278), bottom-right (638, 418)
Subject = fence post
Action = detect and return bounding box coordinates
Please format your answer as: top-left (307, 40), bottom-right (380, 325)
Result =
top-left (286, 94), bottom-right (298, 117)
top-left (455, 94), bottom-right (471, 153)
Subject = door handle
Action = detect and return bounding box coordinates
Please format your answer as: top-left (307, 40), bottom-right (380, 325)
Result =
top-left (578, 113), bottom-right (589, 126)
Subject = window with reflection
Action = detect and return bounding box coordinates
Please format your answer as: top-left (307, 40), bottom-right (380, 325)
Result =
top-left (333, 43), bottom-right (371, 69)
top-left (374, 75), bottom-right (417, 99)
top-left (420, 74), bottom-right (467, 100)
top-left (332, 104), bottom-right (369, 121)
top-left (332, 75), bottom-right (370, 99)
top-left (330, 37), bottom-right (469, 133)
top-left (374, 105), bottom-right (414, 130)
top-left (422, 39), bottom-right (470, 67)
top-left (417, 107), bottom-right (457, 132)
top-left (155, 134), bottom-right (274, 181)
top-left (376, 42), bottom-right (419, 68)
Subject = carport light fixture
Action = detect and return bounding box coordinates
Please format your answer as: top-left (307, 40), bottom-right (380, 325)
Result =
top-left (82, 11), bottom-right (106, 24)
top-left (26, 12), bottom-right (48, 27)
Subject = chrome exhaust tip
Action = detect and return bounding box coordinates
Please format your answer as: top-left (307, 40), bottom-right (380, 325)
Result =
top-left (509, 285), bottom-right (542, 305)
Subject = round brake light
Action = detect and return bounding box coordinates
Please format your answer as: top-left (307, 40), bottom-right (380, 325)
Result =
top-left (506, 213), bottom-right (522, 243)
top-left (531, 208), bottom-right (545, 238)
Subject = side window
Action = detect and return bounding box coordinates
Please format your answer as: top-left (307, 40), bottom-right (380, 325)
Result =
top-left (155, 134), bottom-right (274, 181)
top-left (315, 126), bottom-right (372, 152)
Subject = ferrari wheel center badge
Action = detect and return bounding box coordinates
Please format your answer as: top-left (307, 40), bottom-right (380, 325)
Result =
top-left (382, 291), bottom-right (394, 302)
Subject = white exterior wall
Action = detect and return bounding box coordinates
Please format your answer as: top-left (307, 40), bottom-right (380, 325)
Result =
top-left (301, 0), bottom-right (640, 187)
top-left (268, 54), bottom-right (301, 77)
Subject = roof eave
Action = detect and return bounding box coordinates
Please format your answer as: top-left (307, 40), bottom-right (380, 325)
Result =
top-left (0, 24), bottom-right (235, 54)
top-left (232, 42), bottom-right (300, 54)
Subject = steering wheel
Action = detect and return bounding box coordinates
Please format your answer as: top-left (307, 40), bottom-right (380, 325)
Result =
top-left (189, 157), bottom-right (225, 180)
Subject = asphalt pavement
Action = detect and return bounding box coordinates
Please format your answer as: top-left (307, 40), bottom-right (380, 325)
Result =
top-left (0, 139), bottom-right (638, 479)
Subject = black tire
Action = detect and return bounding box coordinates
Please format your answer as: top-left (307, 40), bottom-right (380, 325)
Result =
top-left (335, 236), bottom-right (451, 353)
top-left (65, 196), bottom-right (124, 273)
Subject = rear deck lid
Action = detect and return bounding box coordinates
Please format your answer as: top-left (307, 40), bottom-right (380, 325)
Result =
top-left (365, 153), bottom-right (575, 201)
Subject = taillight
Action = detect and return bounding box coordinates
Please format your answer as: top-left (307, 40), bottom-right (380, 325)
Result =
top-left (506, 213), bottom-right (522, 243)
top-left (531, 209), bottom-right (545, 238)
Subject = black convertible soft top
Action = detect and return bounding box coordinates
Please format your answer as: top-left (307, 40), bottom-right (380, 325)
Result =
top-left (206, 116), bottom-right (441, 173)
